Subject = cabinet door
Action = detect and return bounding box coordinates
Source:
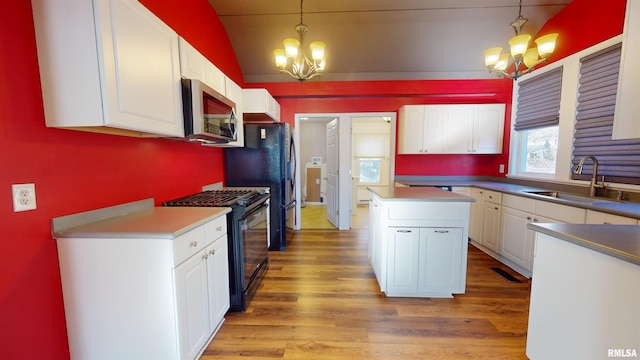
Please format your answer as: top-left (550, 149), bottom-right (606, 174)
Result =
top-left (473, 104), bottom-right (504, 154)
top-left (398, 105), bottom-right (426, 154)
top-left (387, 228), bottom-right (420, 295)
top-left (423, 105), bottom-right (445, 153)
top-left (500, 207), bottom-right (533, 270)
top-left (207, 237), bottom-right (230, 331)
top-left (98, 0), bottom-right (183, 136)
top-left (370, 197), bottom-right (385, 290)
top-left (443, 105), bottom-right (474, 153)
top-left (174, 250), bottom-right (210, 360)
top-left (469, 188), bottom-right (485, 242)
top-left (482, 202), bottom-right (501, 252)
top-left (418, 228), bottom-right (463, 295)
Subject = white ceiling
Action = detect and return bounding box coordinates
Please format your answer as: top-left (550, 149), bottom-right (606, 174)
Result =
top-left (207, 0), bottom-right (571, 83)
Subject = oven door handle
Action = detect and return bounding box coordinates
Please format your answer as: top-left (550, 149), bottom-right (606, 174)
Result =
top-left (241, 200), bottom-right (269, 220)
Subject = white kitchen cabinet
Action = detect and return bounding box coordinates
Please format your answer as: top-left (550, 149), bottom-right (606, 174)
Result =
top-left (243, 88), bottom-right (281, 122)
top-left (443, 104), bottom-right (504, 154)
top-left (613, 0), bottom-right (640, 140)
top-left (387, 226), bottom-right (465, 297)
top-left (481, 190), bottom-right (502, 252)
top-left (32, 0), bottom-right (183, 137)
top-left (469, 187), bottom-right (485, 242)
top-left (368, 188), bottom-right (471, 298)
top-left (369, 195), bottom-right (386, 290)
top-left (398, 104), bottom-right (504, 154)
top-left (397, 105), bottom-right (444, 154)
top-left (585, 210), bottom-right (638, 224)
top-left (53, 205), bottom-right (230, 360)
top-left (178, 37), bottom-right (226, 96)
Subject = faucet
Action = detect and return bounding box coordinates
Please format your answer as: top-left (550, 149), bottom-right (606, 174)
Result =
top-left (574, 155), bottom-right (605, 197)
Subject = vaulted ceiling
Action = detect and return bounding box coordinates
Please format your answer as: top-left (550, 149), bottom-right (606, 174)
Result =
top-left (208, 0), bottom-right (571, 83)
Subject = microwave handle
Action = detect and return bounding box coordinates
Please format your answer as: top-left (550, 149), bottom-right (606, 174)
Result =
top-left (229, 107), bottom-right (238, 140)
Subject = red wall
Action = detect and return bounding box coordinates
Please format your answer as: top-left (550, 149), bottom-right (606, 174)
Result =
top-left (0, 1), bottom-right (239, 358)
top-left (0, 0), bottom-right (627, 358)
top-left (254, 80), bottom-right (514, 176)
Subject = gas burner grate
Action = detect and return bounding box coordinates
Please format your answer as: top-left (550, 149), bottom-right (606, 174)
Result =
top-left (163, 189), bottom-right (254, 207)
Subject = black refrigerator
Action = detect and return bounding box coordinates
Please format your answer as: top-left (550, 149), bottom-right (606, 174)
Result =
top-left (224, 123), bottom-right (296, 251)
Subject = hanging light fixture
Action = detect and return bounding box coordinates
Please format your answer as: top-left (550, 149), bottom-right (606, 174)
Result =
top-left (273, 0), bottom-right (326, 82)
top-left (483, 0), bottom-right (558, 80)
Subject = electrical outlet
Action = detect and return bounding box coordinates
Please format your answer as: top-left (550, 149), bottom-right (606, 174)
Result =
top-left (12, 183), bottom-right (37, 212)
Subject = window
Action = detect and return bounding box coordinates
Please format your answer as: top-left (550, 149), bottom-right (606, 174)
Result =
top-left (523, 126), bottom-right (559, 174)
top-left (513, 67), bottom-right (563, 176)
top-left (358, 158), bottom-right (382, 183)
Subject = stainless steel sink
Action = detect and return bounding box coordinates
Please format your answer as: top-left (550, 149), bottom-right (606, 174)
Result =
top-left (523, 190), bottom-right (615, 203)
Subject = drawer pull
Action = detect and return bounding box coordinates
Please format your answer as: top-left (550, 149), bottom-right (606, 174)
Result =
top-left (526, 216), bottom-right (532, 221)
top-left (434, 230), bottom-right (449, 233)
top-left (216, 226), bottom-right (223, 232)
top-left (209, 249), bottom-right (216, 255)
top-left (190, 241), bottom-right (198, 248)
top-left (397, 230), bottom-right (412, 233)
top-left (202, 253), bottom-right (208, 260)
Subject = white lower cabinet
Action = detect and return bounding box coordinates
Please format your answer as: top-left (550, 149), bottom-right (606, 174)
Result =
top-left (481, 190), bottom-right (502, 252)
top-left (175, 236), bottom-right (229, 360)
top-left (368, 190), bottom-right (470, 298)
top-left (388, 227), bottom-right (465, 297)
top-left (585, 210), bottom-right (638, 224)
top-left (469, 187), bottom-right (485, 242)
top-left (56, 214), bottom-right (229, 360)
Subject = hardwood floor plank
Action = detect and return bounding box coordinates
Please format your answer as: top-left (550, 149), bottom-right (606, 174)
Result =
top-left (202, 229), bottom-right (530, 359)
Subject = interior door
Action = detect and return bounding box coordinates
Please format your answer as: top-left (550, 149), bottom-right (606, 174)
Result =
top-left (326, 119), bottom-right (339, 228)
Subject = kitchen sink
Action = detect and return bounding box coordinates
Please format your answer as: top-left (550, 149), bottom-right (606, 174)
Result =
top-left (523, 190), bottom-right (615, 203)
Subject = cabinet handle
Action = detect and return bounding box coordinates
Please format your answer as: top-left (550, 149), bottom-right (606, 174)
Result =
top-left (533, 218), bottom-right (539, 222)
top-left (397, 230), bottom-right (412, 233)
top-left (526, 216), bottom-right (532, 220)
top-left (434, 230), bottom-right (449, 233)
top-left (209, 249), bottom-right (216, 255)
top-left (216, 226), bottom-right (223, 232)
top-left (190, 241), bottom-right (198, 247)
top-left (202, 253), bottom-right (208, 260)
top-left (494, 206), bottom-right (499, 210)
top-left (603, 221), bottom-right (611, 224)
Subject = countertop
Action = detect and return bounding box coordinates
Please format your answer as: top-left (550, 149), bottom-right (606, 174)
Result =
top-left (397, 179), bottom-right (640, 219)
top-left (528, 223), bottom-right (640, 266)
top-left (368, 185), bottom-right (474, 202)
top-left (52, 198), bottom-right (231, 239)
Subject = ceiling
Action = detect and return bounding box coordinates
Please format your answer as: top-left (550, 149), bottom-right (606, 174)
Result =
top-left (207, 0), bottom-right (571, 83)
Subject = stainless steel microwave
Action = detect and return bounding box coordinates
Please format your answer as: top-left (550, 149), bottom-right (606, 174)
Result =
top-left (181, 79), bottom-right (237, 143)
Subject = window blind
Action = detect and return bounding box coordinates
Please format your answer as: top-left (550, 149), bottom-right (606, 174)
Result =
top-left (572, 43), bottom-right (640, 183)
top-left (514, 67), bottom-right (563, 131)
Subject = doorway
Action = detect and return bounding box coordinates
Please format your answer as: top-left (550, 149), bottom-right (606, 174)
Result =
top-left (294, 112), bottom-right (396, 230)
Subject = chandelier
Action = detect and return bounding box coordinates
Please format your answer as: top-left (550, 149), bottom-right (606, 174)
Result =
top-left (273, 0), bottom-right (326, 82)
top-left (483, 0), bottom-right (558, 80)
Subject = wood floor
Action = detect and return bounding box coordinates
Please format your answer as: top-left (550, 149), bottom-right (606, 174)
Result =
top-left (201, 229), bottom-right (531, 360)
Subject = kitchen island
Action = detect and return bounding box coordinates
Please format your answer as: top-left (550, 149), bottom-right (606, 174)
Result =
top-left (368, 186), bottom-right (474, 297)
top-left (526, 223), bottom-right (640, 360)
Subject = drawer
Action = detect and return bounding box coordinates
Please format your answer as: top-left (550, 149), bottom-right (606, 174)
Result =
top-left (502, 194), bottom-right (535, 213)
top-left (173, 225), bottom-right (206, 266)
top-left (534, 200), bottom-right (585, 224)
top-left (205, 215), bottom-right (227, 244)
top-left (483, 190), bottom-right (502, 204)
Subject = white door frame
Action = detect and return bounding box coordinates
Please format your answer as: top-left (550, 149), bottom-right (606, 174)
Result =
top-left (293, 112), bottom-right (397, 230)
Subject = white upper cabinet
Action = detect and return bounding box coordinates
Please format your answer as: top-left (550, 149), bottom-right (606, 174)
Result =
top-left (398, 105), bottom-right (444, 154)
top-left (178, 37), bottom-right (226, 96)
top-left (398, 104), bottom-right (504, 154)
top-left (243, 89), bottom-right (281, 122)
top-left (613, 0), bottom-right (640, 140)
top-left (32, 0), bottom-right (183, 137)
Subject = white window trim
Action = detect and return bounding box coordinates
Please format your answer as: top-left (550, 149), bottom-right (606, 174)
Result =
top-left (509, 35), bottom-right (623, 185)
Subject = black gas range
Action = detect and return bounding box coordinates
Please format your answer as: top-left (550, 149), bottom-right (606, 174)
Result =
top-left (163, 188), bottom-right (270, 312)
